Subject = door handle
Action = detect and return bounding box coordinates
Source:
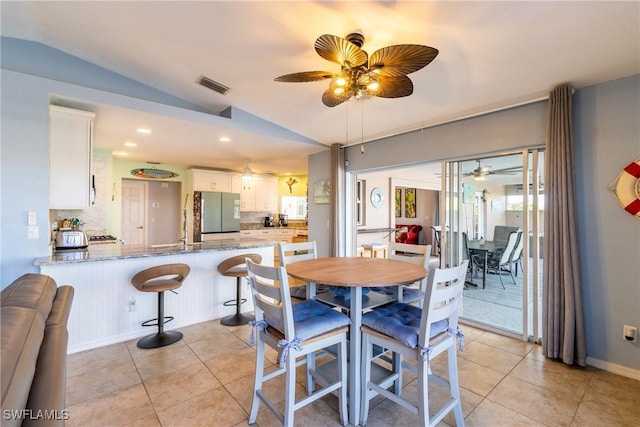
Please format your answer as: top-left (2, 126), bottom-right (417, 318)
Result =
top-left (137, 226), bottom-right (144, 229)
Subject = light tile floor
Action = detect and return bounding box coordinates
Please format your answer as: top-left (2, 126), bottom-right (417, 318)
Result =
top-left (66, 320), bottom-right (639, 427)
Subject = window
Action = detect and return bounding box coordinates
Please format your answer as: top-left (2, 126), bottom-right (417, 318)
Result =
top-left (506, 194), bottom-right (545, 211)
top-left (281, 196), bottom-right (307, 219)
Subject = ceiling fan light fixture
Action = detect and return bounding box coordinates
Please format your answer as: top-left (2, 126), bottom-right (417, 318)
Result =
top-left (366, 80), bottom-right (380, 92)
top-left (335, 75), bottom-right (348, 86)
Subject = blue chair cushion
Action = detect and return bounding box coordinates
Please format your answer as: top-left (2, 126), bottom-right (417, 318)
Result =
top-left (289, 284), bottom-right (332, 299)
top-left (328, 286), bottom-right (370, 300)
top-left (374, 286), bottom-right (425, 304)
top-left (362, 303), bottom-right (448, 348)
top-left (266, 299), bottom-right (351, 341)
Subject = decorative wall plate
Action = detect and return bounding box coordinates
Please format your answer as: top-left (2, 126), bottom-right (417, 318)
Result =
top-left (370, 187), bottom-right (384, 208)
top-left (608, 158), bottom-right (640, 220)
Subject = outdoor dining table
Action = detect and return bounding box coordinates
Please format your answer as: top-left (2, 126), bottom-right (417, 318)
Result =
top-left (285, 256), bottom-right (427, 426)
top-left (467, 240), bottom-right (503, 289)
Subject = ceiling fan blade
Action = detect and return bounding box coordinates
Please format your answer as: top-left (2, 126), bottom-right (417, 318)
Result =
top-left (369, 44), bottom-right (439, 77)
top-left (321, 87), bottom-right (347, 107)
top-left (274, 71), bottom-right (334, 82)
top-left (315, 34), bottom-right (368, 68)
top-left (375, 75), bottom-right (414, 98)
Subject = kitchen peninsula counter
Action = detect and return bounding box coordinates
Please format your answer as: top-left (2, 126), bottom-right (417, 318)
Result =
top-left (36, 239), bottom-right (276, 353)
top-left (34, 238), bottom-right (274, 266)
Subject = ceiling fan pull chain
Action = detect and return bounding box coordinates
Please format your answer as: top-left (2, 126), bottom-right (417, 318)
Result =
top-left (360, 101), bottom-right (365, 154)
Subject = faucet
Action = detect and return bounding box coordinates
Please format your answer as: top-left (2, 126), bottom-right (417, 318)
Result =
top-left (180, 194), bottom-right (190, 247)
top-left (180, 208), bottom-right (189, 246)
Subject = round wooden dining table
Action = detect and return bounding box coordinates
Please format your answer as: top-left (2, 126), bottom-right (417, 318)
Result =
top-left (286, 256), bottom-right (427, 426)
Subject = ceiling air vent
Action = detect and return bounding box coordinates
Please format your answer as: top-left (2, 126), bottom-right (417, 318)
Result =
top-left (197, 75), bottom-right (229, 95)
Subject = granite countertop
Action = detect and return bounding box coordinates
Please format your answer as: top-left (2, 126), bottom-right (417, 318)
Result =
top-left (241, 223), bottom-right (308, 230)
top-left (34, 238), bottom-right (276, 266)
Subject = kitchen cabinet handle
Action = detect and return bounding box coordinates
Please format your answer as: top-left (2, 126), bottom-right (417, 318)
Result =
top-left (137, 226), bottom-right (144, 229)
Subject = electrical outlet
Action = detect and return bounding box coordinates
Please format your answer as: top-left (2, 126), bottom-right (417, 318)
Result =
top-left (623, 325), bottom-right (637, 342)
top-left (129, 296), bottom-right (137, 312)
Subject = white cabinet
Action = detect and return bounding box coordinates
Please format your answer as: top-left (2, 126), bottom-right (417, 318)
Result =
top-left (240, 230), bottom-right (258, 238)
top-left (240, 175), bottom-right (278, 212)
top-left (201, 232), bottom-right (240, 241)
top-left (256, 229), bottom-right (273, 239)
top-left (191, 169), bottom-right (232, 192)
top-left (273, 228), bottom-right (295, 242)
top-left (239, 179), bottom-right (256, 211)
top-left (49, 106), bottom-right (95, 209)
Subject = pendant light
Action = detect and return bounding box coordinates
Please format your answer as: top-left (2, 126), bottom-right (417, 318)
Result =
top-left (242, 161), bottom-right (253, 190)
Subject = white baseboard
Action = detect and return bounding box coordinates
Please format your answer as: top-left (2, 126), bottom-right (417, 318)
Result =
top-left (587, 357), bottom-right (640, 381)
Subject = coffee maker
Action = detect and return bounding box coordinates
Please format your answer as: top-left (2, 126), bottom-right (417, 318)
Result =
top-left (278, 214), bottom-right (288, 227)
top-left (263, 216), bottom-right (274, 227)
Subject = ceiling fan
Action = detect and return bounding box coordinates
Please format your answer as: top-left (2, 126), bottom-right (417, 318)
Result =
top-left (466, 160), bottom-right (494, 179)
top-left (274, 32), bottom-right (439, 107)
top-left (464, 160), bottom-right (522, 180)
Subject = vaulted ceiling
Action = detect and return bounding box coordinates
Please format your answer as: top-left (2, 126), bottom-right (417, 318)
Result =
top-left (2, 1), bottom-right (638, 176)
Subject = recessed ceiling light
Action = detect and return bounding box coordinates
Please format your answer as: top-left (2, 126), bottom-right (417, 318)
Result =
top-left (219, 136), bottom-right (231, 142)
top-left (124, 142), bottom-right (137, 147)
top-left (137, 128), bottom-right (151, 134)
top-left (112, 151), bottom-right (128, 156)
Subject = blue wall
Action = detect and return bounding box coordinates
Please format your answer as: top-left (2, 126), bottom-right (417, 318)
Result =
top-left (574, 75), bottom-right (640, 371)
top-left (312, 75), bottom-right (640, 375)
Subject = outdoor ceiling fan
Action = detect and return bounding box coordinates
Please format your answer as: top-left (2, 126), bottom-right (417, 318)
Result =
top-left (465, 160), bottom-right (522, 180)
top-left (274, 32), bottom-right (439, 107)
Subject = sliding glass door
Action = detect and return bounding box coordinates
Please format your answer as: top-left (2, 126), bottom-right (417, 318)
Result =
top-left (442, 150), bottom-right (544, 342)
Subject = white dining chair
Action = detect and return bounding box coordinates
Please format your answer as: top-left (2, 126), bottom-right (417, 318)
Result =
top-left (245, 258), bottom-right (350, 427)
top-left (360, 261), bottom-right (468, 427)
top-left (277, 241), bottom-right (326, 300)
top-left (372, 242), bottom-right (432, 306)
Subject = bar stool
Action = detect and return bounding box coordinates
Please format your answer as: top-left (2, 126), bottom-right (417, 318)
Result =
top-left (361, 243), bottom-right (388, 258)
top-left (131, 263), bottom-right (190, 349)
top-left (217, 253), bottom-right (262, 326)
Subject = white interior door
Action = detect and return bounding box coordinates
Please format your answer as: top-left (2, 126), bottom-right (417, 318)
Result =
top-left (121, 179), bottom-right (147, 245)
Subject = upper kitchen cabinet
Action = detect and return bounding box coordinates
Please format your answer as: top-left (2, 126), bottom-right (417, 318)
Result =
top-left (239, 175), bottom-right (278, 212)
top-left (49, 106), bottom-right (95, 209)
top-left (254, 176), bottom-right (278, 211)
top-left (191, 169), bottom-right (232, 192)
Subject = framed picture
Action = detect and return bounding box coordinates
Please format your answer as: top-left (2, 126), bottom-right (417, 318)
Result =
top-left (313, 180), bottom-right (330, 204)
top-left (404, 188), bottom-right (416, 218)
top-left (395, 188), bottom-right (402, 217)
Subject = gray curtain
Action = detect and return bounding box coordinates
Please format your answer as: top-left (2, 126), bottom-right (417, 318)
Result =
top-left (542, 84), bottom-right (586, 366)
top-left (329, 143), bottom-right (344, 257)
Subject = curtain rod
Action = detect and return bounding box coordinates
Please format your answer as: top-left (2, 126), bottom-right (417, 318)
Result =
top-left (341, 93), bottom-right (551, 149)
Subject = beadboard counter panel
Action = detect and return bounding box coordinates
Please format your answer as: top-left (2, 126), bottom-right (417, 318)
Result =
top-left (37, 242), bottom-right (274, 354)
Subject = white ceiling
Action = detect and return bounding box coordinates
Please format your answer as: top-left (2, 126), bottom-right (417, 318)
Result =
top-left (2, 1), bottom-right (638, 177)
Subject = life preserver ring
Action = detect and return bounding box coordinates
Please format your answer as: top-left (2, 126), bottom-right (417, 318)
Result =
top-left (609, 158), bottom-right (640, 220)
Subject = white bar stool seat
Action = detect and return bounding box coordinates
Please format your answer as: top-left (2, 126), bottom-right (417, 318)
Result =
top-left (361, 243), bottom-right (388, 258)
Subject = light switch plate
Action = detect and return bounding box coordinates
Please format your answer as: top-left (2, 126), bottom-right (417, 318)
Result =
top-left (28, 211), bottom-right (37, 226)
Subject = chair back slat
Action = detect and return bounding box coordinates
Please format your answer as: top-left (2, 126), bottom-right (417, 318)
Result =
top-left (246, 258), bottom-right (295, 339)
top-left (278, 241), bottom-right (317, 266)
top-left (388, 242), bottom-right (431, 266)
top-left (418, 260), bottom-right (467, 347)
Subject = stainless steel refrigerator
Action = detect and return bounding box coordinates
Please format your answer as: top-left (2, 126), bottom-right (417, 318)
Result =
top-left (198, 191), bottom-right (240, 238)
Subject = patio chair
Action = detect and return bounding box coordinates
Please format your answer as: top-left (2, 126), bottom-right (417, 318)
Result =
top-left (478, 231), bottom-right (520, 288)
